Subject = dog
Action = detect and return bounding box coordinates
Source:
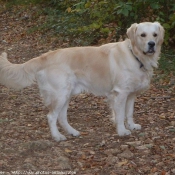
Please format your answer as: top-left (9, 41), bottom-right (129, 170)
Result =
top-left (0, 22), bottom-right (164, 141)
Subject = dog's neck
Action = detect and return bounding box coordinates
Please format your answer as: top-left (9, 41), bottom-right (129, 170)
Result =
top-left (128, 40), bottom-right (160, 72)
top-left (129, 45), bottom-right (145, 71)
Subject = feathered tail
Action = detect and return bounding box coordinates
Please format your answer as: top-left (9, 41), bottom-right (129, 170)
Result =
top-left (0, 52), bottom-right (42, 90)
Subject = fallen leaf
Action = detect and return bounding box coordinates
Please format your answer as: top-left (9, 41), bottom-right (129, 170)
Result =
top-left (65, 148), bottom-right (72, 153)
top-left (161, 170), bottom-right (166, 175)
top-left (89, 151), bottom-right (95, 155)
top-left (81, 132), bottom-right (89, 135)
top-left (117, 160), bottom-right (128, 167)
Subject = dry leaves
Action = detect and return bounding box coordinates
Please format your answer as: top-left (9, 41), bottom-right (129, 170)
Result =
top-left (0, 2), bottom-right (175, 175)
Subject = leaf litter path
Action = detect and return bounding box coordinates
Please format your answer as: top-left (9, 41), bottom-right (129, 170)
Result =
top-left (0, 5), bottom-right (175, 175)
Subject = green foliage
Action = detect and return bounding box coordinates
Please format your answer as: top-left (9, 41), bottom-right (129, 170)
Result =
top-left (2, 0), bottom-right (175, 46)
top-left (159, 49), bottom-right (175, 74)
top-left (1, 0), bottom-right (44, 5)
top-left (153, 49), bottom-right (175, 86)
top-left (40, 0), bottom-right (175, 46)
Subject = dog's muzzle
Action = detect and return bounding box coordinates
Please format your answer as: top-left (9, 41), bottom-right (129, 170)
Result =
top-left (144, 41), bottom-right (155, 55)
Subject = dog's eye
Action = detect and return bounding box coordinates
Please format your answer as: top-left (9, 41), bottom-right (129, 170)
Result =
top-left (141, 33), bottom-right (146, 37)
top-left (153, 33), bottom-right (157, 37)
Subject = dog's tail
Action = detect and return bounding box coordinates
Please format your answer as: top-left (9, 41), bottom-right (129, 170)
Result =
top-left (0, 52), bottom-right (43, 90)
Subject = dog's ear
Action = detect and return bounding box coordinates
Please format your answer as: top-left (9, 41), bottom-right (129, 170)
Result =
top-left (154, 22), bottom-right (165, 45)
top-left (127, 23), bottom-right (138, 45)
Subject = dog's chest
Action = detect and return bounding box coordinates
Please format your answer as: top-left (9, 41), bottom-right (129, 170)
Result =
top-left (133, 71), bottom-right (151, 92)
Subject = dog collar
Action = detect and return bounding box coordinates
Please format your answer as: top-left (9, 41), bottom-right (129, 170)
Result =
top-left (129, 47), bottom-right (144, 69)
top-left (133, 53), bottom-right (144, 69)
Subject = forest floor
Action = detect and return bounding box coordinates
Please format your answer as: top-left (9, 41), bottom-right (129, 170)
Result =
top-left (0, 3), bottom-right (175, 175)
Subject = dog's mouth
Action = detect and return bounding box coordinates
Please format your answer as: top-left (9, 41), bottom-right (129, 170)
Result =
top-left (143, 48), bottom-right (155, 55)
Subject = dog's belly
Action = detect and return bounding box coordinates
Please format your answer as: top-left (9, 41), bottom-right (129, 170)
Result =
top-left (72, 79), bottom-right (112, 96)
top-left (72, 68), bottom-right (113, 96)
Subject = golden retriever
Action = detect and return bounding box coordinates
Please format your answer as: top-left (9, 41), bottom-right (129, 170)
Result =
top-left (0, 22), bottom-right (164, 141)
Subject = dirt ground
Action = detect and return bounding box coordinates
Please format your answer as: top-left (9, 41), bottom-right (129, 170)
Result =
top-left (0, 5), bottom-right (175, 175)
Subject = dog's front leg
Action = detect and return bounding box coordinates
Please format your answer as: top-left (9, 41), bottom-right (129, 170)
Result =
top-left (126, 94), bottom-right (141, 130)
top-left (110, 91), bottom-right (131, 136)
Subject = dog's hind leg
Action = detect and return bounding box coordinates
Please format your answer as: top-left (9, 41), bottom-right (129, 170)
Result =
top-left (37, 69), bottom-right (73, 141)
top-left (37, 68), bottom-right (80, 141)
top-left (58, 100), bottom-right (80, 137)
top-left (47, 108), bottom-right (67, 142)
top-left (47, 93), bottom-right (80, 141)
top-left (46, 90), bottom-right (75, 141)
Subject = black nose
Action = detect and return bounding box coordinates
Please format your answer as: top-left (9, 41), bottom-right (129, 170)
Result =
top-left (148, 41), bottom-right (155, 47)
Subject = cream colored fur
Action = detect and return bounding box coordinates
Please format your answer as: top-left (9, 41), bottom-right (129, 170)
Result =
top-left (0, 22), bottom-right (164, 141)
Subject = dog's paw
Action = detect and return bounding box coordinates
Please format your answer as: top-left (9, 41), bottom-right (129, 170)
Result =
top-left (53, 134), bottom-right (67, 142)
top-left (128, 123), bottom-right (141, 131)
top-left (118, 128), bottom-right (131, 136)
top-left (70, 130), bottom-right (80, 137)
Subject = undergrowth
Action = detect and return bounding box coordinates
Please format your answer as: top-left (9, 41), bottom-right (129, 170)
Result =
top-left (1, 0), bottom-right (175, 76)
top-left (153, 49), bottom-right (175, 88)
top-left (160, 50), bottom-right (175, 74)
top-left (2, 0), bottom-right (175, 46)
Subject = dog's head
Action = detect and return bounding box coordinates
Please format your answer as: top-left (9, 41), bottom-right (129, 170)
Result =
top-left (127, 22), bottom-right (164, 56)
